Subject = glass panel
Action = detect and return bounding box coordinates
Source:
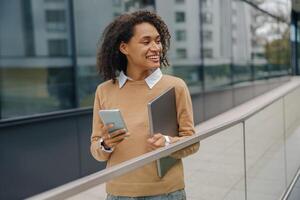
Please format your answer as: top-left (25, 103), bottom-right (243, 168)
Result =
top-left (284, 87), bottom-right (300, 184)
top-left (67, 124), bottom-right (245, 199)
top-left (184, 124), bottom-right (245, 199)
top-left (204, 64), bottom-right (231, 90)
top-left (202, 0), bottom-right (233, 91)
top-left (0, 0), bottom-right (74, 119)
top-left (73, 0), bottom-right (113, 107)
top-left (249, 2), bottom-right (291, 80)
top-left (169, 65), bottom-right (203, 94)
top-left (232, 64), bottom-right (252, 84)
top-left (1, 66), bottom-right (73, 118)
top-left (0, 0), bottom-right (292, 119)
top-left (254, 64), bottom-right (269, 80)
top-left (267, 22), bottom-right (291, 77)
top-left (245, 99), bottom-right (286, 199)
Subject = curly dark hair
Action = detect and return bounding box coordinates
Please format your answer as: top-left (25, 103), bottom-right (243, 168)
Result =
top-left (96, 10), bottom-right (171, 82)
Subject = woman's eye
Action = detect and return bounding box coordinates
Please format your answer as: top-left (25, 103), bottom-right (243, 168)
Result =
top-left (156, 40), bottom-right (161, 44)
top-left (142, 41), bottom-right (150, 45)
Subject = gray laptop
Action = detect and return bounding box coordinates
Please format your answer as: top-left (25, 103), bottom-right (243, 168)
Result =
top-left (148, 87), bottom-right (178, 137)
top-left (148, 87), bottom-right (179, 177)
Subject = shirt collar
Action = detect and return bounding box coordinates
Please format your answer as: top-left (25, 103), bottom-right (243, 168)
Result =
top-left (118, 68), bottom-right (162, 89)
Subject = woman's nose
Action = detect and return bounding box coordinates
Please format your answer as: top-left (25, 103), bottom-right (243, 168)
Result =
top-left (150, 42), bottom-right (160, 51)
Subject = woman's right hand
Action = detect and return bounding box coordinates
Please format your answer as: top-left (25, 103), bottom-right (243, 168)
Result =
top-left (100, 124), bottom-right (130, 149)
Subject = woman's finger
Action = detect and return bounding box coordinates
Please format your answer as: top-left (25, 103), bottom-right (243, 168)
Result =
top-left (153, 137), bottom-right (165, 147)
top-left (148, 133), bottom-right (163, 144)
top-left (110, 132), bottom-right (129, 143)
top-left (153, 133), bottom-right (163, 139)
top-left (101, 133), bottom-right (111, 140)
top-left (110, 128), bottom-right (127, 138)
top-left (105, 132), bottom-right (130, 148)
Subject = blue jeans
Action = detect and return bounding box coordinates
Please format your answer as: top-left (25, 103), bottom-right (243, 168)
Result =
top-left (106, 189), bottom-right (186, 200)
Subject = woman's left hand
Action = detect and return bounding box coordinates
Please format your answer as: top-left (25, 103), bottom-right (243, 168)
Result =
top-left (147, 133), bottom-right (169, 150)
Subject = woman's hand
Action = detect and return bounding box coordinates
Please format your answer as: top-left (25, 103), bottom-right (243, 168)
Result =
top-left (147, 133), bottom-right (169, 150)
top-left (101, 124), bottom-right (130, 149)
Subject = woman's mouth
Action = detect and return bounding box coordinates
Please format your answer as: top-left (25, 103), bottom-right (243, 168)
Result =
top-left (146, 55), bottom-right (160, 62)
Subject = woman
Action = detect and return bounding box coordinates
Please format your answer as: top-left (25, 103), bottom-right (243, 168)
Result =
top-left (90, 10), bottom-right (199, 200)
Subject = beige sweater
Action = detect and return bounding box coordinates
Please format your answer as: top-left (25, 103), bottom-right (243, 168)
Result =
top-left (90, 75), bottom-right (200, 197)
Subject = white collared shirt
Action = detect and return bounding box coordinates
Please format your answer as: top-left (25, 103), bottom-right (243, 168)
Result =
top-left (118, 68), bottom-right (162, 89)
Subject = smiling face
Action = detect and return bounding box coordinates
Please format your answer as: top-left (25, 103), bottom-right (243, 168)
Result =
top-left (119, 22), bottom-right (162, 73)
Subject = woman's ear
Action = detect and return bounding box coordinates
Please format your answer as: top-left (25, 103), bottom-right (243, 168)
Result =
top-left (119, 42), bottom-right (128, 55)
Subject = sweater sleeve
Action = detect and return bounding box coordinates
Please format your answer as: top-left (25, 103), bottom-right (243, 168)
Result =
top-left (90, 86), bottom-right (112, 162)
top-left (170, 80), bottom-right (200, 159)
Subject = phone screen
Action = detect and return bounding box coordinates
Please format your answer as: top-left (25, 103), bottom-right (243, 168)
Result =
top-left (98, 109), bottom-right (127, 133)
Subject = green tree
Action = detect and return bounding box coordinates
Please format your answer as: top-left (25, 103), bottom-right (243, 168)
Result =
top-left (265, 29), bottom-right (291, 66)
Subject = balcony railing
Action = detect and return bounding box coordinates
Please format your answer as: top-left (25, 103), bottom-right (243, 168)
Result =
top-left (28, 77), bottom-right (300, 200)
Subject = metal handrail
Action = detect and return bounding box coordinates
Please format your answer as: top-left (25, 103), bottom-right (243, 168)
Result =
top-left (280, 166), bottom-right (300, 200)
top-left (27, 77), bottom-right (300, 200)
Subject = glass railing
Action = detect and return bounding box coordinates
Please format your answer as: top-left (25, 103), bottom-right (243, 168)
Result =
top-left (28, 78), bottom-right (300, 200)
top-left (184, 123), bottom-right (245, 200)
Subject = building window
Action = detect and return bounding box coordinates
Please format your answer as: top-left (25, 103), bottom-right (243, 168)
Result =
top-left (45, 10), bottom-right (66, 31)
top-left (48, 39), bottom-right (68, 56)
top-left (201, 12), bottom-right (213, 24)
top-left (175, 12), bottom-right (185, 23)
top-left (175, 0), bottom-right (185, 4)
top-left (113, 0), bottom-right (121, 6)
top-left (232, 8), bottom-right (237, 15)
top-left (202, 0), bottom-right (212, 7)
top-left (232, 37), bottom-right (237, 44)
top-left (202, 30), bottom-right (212, 41)
top-left (44, 0), bottom-right (65, 2)
top-left (46, 10), bottom-right (66, 23)
top-left (232, 23), bottom-right (237, 30)
top-left (176, 30), bottom-right (187, 41)
top-left (114, 12), bottom-right (121, 18)
top-left (203, 48), bottom-right (213, 58)
top-left (176, 48), bottom-right (187, 58)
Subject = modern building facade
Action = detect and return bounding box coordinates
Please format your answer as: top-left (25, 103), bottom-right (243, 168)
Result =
top-left (0, 0), bottom-right (292, 120)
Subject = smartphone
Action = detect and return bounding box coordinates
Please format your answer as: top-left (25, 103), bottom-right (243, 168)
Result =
top-left (98, 109), bottom-right (127, 134)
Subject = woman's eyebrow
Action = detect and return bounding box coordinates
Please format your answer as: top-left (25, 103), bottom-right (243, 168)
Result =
top-left (139, 34), bottom-right (160, 40)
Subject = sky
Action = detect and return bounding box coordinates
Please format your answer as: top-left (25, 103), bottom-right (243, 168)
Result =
top-left (254, 0), bottom-right (291, 42)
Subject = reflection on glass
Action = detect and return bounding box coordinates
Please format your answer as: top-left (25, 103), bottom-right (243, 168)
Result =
top-left (0, 0), bottom-right (292, 119)
top-left (245, 100), bottom-right (286, 199)
top-left (0, 0), bottom-right (74, 119)
top-left (47, 67), bottom-right (73, 109)
top-left (254, 64), bottom-right (269, 79)
top-left (1, 66), bottom-right (73, 119)
top-left (171, 65), bottom-right (203, 94)
top-left (76, 65), bottom-right (102, 107)
top-left (184, 124), bottom-right (245, 199)
top-left (73, 0), bottom-right (113, 108)
top-left (233, 65), bottom-right (251, 83)
top-left (250, 3), bottom-right (291, 80)
top-left (204, 64), bottom-right (231, 90)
